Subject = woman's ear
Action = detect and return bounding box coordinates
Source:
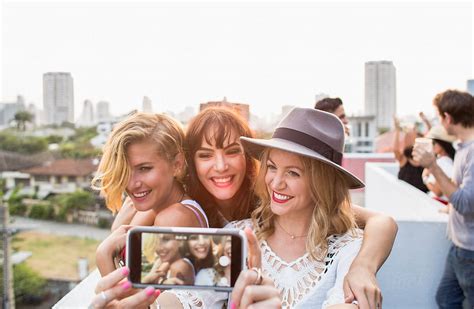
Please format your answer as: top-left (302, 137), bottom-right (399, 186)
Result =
top-left (173, 152), bottom-right (185, 177)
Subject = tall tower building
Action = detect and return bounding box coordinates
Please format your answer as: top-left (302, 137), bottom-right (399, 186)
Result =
top-left (77, 100), bottom-right (95, 127)
top-left (364, 61), bottom-right (396, 131)
top-left (96, 101), bottom-right (111, 122)
top-left (142, 96), bottom-right (153, 113)
top-left (467, 79), bottom-right (474, 96)
top-left (43, 72), bottom-right (74, 125)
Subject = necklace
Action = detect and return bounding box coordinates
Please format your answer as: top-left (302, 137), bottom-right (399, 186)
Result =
top-left (275, 219), bottom-right (308, 239)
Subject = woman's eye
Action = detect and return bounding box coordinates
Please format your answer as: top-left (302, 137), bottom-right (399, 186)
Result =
top-left (139, 166), bottom-right (152, 171)
top-left (266, 163), bottom-right (276, 170)
top-left (226, 148), bottom-right (242, 155)
top-left (288, 170), bottom-right (300, 177)
top-left (197, 153), bottom-right (212, 159)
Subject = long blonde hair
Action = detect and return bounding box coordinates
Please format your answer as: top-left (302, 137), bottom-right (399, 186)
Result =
top-left (91, 112), bottom-right (185, 213)
top-left (251, 149), bottom-right (356, 260)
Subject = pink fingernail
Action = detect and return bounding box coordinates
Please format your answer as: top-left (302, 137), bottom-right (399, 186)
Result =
top-left (121, 281), bottom-right (131, 290)
top-left (230, 301), bottom-right (236, 309)
top-left (121, 267), bottom-right (130, 276)
top-left (154, 290), bottom-right (161, 297)
top-left (145, 286), bottom-right (155, 297)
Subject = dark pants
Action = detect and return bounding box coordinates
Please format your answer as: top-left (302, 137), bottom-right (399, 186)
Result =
top-left (436, 244), bottom-right (474, 309)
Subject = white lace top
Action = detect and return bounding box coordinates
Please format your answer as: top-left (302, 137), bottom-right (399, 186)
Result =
top-left (164, 219), bottom-right (362, 309)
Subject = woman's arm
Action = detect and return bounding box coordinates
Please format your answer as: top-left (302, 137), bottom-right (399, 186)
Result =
top-left (344, 206), bottom-right (398, 307)
top-left (392, 116), bottom-right (404, 164)
top-left (111, 197), bottom-right (156, 231)
top-left (96, 225), bottom-right (133, 276)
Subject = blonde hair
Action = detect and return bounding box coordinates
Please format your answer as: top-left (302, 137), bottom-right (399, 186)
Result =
top-left (251, 149), bottom-right (356, 260)
top-left (91, 112), bottom-right (185, 213)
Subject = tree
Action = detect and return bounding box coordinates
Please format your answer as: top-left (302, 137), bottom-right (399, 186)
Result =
top-left (13, 111), bottom-right (34, 131)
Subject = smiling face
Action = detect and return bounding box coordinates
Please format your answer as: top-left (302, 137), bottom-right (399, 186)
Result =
top-left (125, 140), bottom-right (179, 212)
top-left (194, 127), bottom-right (247, 203)
top-left (264, 149), bottom-right (315, 217)
top-left (187, 235), bottom-right (212, 260)
top-left (156, 234), bottom-right (181, 263)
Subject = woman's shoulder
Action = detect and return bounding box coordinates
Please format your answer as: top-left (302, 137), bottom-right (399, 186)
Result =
top-left (225, 218), bottom-right (253, 230)
top-left (154, 202), bottom-right (202, 227)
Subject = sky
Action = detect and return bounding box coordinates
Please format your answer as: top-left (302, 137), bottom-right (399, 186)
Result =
top-left (1, 0), bottom-right (473, 120)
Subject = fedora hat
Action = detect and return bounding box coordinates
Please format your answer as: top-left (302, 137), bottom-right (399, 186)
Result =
top-left (426, 126), bottom-right (456, 143)
top-left (240, 107), bottom-right (364, 189)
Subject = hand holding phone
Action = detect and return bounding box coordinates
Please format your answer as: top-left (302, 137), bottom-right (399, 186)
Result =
top-left (126, 227), bottom-right (247, 292)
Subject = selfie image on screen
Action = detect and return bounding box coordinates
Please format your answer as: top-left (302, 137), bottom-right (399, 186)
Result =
top-left (140, 232), bottom-right (232, 287)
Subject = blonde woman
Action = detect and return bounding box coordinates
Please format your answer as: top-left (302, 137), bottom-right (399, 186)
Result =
top-left (93, 112), bottom-right (209, 276)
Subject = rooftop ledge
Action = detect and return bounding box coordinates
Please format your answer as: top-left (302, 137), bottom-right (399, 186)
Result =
top-left (55, 160), bottom-right (452, 309)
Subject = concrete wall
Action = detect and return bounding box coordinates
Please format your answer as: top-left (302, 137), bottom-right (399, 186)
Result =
top-left (366, 162), bottom-right (451, 309)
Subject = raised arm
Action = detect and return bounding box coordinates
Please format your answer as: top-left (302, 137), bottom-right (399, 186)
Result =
top-left (392, 116), bottom-right (404, 163)
top-left (343, 206), bottom-right (398, 308)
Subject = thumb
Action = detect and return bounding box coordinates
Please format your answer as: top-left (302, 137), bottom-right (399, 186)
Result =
top-left (343, 279), bottom-right (355, 303)
top-left (244, 227), bottom-right (261, 269)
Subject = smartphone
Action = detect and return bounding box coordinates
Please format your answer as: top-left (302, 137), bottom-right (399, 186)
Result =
top-left (126, 226), bottom-right (247, 292)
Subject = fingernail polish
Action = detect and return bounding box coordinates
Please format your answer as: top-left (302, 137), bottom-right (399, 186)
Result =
top-left (121, 267), bottom-right (130, 276)
top-left (230, 301), bottom-right (236, 309)
top-left (145, 286), bottom-right (155, 297)
top-left (154, 290), bottom-right (161, 297)
top-left (121, 281), bottom-right (131, 290)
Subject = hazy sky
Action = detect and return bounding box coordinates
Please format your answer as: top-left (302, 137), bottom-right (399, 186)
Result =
top-left (1, 0), bottom-right (473, 119)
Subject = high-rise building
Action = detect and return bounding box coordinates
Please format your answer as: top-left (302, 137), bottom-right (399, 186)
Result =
top-left (142, 96), bottom-right (153, 113)
top-left (96, 101), bottom-right (111, 123)
top-left (77, 100), bottom-right (95, 127)
top-left (364, 61), bottom-right (396, 131)
top-left (467, 79), bottom-right (474, 96)
top-left (43, 72), bottom-right (74, 125)
top-left (0, 95), bottom-right (26, 128)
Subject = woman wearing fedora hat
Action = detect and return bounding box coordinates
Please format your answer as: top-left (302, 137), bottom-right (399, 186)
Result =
top-left (104, 107), bottom-right (395, 308)
top-left (236, 107), bottom-right (367, 308)
top-left (160, 108), bottom-right (383, 308)
top-left (422, 126), bottom-right (456, 204)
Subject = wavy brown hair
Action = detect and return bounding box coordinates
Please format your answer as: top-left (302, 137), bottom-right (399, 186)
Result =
top-left (185, 107), bottom-right (259, 227)
top-left (251, 149), bottom-right (356, 260)
top-left (91, 112), bottom-right (186, 213)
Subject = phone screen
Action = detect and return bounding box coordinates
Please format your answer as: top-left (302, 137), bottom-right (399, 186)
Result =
top-left (128, 230), bottom-right (243, 290)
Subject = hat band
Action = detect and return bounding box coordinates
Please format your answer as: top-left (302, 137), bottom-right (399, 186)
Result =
top-left (272, 127), bottom-right (343, 165)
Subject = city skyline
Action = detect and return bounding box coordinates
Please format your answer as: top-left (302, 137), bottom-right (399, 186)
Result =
top-left (2, 1), bottom-right (472, 120)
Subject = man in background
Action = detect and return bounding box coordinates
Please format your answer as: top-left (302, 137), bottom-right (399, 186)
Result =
top-left (414, 89), bottom-right (474, 308)
top-left (315, 97), bottom-right (350, 135)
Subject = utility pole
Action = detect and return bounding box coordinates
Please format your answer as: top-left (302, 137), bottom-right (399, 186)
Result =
top-left (1, 200), bottom-right (15, 309)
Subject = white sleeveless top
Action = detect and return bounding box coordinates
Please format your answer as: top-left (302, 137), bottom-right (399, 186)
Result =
top-left (181, 199), bottom-right (209, 228)
top-left (165, 219), bottom-right (363, 308)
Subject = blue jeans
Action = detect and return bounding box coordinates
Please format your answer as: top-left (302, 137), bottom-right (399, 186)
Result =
top-left (436, 244), bottom-right (474, 309)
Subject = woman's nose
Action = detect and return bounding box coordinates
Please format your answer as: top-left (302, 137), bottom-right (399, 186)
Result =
top-left (214, 152), bottom-right (228, 172)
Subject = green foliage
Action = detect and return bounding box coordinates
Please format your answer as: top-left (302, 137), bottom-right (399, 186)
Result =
top-left (97, 217), bottom-right (111, 229)
top-left (0, 263), bottom-right (46, 305)
top-left (0, 132), bottom-right (48, 154)
top-left (8, 189), bottom-right (28, 216)
top-left (46, 134), bottom-right (63, 144)
top-left (49, 190), bottom-right (96, 221)
top-left (13, 111), bottom-right (34, 131)
top-left (59, 142), bottom-right (101, 159)
top-left (29, 204), bottom-right (55, 220)
top-left (64, 190), bottom-right (95, 211)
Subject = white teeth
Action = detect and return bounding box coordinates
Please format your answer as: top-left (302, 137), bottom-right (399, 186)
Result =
top-left (133, 191), bottom-right (149, 198)
top-left (213, 176), bottom-right (232, 183)
top-left (274, 192), bottom-right (291, 200)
